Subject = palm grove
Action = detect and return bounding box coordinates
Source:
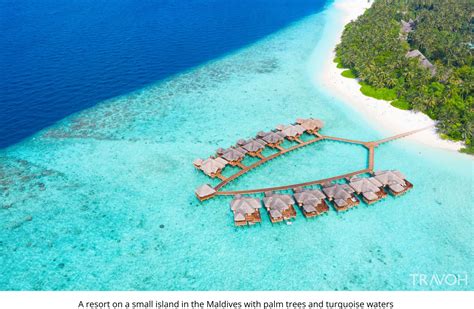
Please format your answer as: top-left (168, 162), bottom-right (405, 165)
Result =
top-left (335, 0), bottom-right (473, 153)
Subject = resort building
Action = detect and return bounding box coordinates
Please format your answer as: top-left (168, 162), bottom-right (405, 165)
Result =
top-left (257, 131), bottom-right (285, 149)
top-left (348, 176), bottom-right (387, 204)
top-left (293, 187), bottom-right (329, 218)
top-left (220, 147), bottom-right (247, 167)
top-left (230, 195), bottom-right (262, 226)
top-left (193, 118), bottom-right (420, 226)
top-left (240, 139), bottom-right (266, 158)
top-left (400, 19), bottom-right (415, 34)
top-left (276, 124), bottom-right (306, 142)
top-left (193, 157), bottom-right (228, 178)
top-left (406, 49), bottom-right (436, 75)
top-left (262, 192), bottom-right (297, 223)
top-left (373, 170), bottom-right (413, 196)
top-left (322, 183), bottom-right (359, 211)
top-left (195, 184), bottom-right (217, 201)
top-left (296, 118), bottom-right (324, 135)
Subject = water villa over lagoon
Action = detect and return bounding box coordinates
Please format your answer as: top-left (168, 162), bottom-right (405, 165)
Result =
top-left (193, 118), bottom-right (422, 227)
top-left (193, 118), bottom-right (427, 226)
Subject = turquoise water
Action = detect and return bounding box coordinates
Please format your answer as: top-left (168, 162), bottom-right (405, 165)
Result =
top-left (1, 3), bottom-right (472, 290)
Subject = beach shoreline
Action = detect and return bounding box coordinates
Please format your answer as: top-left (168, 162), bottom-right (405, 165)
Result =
top-left (312, 0), bottom-right (463, 152)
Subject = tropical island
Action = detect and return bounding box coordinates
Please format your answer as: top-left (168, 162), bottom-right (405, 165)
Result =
top-left (334, 0), bottom-right (473, 153)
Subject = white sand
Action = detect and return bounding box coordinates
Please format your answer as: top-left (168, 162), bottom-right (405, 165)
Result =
top-left (313, 0), bottom-right (463, 152)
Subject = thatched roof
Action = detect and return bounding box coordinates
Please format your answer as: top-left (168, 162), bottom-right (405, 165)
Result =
top-left (262, 132), bottom-right (284, 144)
top-left (294, 189), bottom-right (325, 204)
top-left (362, 191), bottom-right (378, 201)
top-left (231, 196), bottom-right (261, 216)
top-left (368, 177), bottom-right (384, 188)
top-left (349, 177), bottom-right (381, 193)
top-left (389, 183), bottom-right (404, 193)
top-left (406, 49), bottom-right (436, 75)
top-left (303, 204), bottom-right (317, 213)
top-left (374, 170), bottom-right (406, 186)
top-left (193, 158), bottom-right (203, 167)
top-left (235, 212), bottom-right (245, 221)
top-left (242, 139), bottom-right (265, 152)
top-left (263, 193), bottom-right (294, 211)
top-left (400, 19), bottom-right (414, 33)
top-left (296, 118), bottom-right (324, 131)
top-left (279, 124), bottom-right (305, 137)
top-left (195, 184), bottom-right (216, 198)
top-left (322, 183), bottom-right (354, 198)
top-left (334, 198), bottom-right (348, 207)
top-left (200, 157), bottom-right (227, 175)
top-left (221, 148), bottom-right (245, 162)
top-left (236, 139), bottom-right (247, 146)
top-left (270, 209), bottom-right (282, 219)
top-left (333, 189), bottom-right (351, 200)
top-left (231, 196), bottom-right (261, 210)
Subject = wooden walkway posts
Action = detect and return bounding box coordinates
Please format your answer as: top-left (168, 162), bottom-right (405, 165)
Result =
top-left (195, 125), bottom-right (431, 201)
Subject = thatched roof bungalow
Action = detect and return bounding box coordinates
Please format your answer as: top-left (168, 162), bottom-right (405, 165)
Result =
top-left (195, 184), bottom-right (217, 201)
top-left (230, 195), bottom-right (262, 226)
top-left (293, 187), bottom-right (329, 218)
top-left (374, 170), bottom-right (413, 196)
top-left (259, 131), bottom-right (285, 149)
top-left (349, 176), bottom-right (387, 204)
top-left (406, 49), bottom-right (436, 75)
top-left (400, 19), bottom-right (415, 33)
top-left (296, 118), bottom-right (324, 134)
top-left (198, 157), bottom-right (227, 178)
top-left (262, 192), bottom-right (297, 223)
top-left (221, 147), bottom-right (246, 166)
top-left (322, 183), bottom-right (359, 211)
top-left (242, 139), bottom-right (266, 158)
top-left (277, 124), bottom-right (306, 142)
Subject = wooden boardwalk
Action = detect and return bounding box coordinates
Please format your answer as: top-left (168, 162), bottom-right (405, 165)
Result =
top-left (197, 126), bottom-right (431, 200)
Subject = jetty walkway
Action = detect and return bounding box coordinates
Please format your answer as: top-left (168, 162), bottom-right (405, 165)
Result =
top-left (193, 118), bottom-right (432, 201)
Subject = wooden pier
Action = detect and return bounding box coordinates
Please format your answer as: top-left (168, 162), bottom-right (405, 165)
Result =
top-left (194, 119), bottom-right (430, 201)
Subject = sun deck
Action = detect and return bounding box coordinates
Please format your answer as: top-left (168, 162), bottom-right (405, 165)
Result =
top-left (193, 118), bottom-right (425, 226)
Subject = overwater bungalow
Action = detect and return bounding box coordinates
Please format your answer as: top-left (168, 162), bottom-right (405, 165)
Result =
top-left (262, 192), bottom-right (297, 223)
top-left (293, 187), bottom-right (329, 218)
top-left (322, 183), bottom-right (359, 211)
top-left (215, 148), bottom-right (226, 156)
top-left (194, 157), bottom-right (227, 178)
top-left (220, 147), bottom-right (246, 167)
top-left (296, 118), bottom-right (324, 135)
top-left (277, 124), bottom-right (305, 142)
top-left (374, 170), bottom-right (413, 196)
top-left (195, 184), bottom-right (217, 201)
top-left (241, 139), bottom-right (266, 158)
top-left (230, 194), bottom-right (262, 226)
top-left (348, 176), bottom-right (387, 204)
top-left (258, 131), bottom-right (285, 149)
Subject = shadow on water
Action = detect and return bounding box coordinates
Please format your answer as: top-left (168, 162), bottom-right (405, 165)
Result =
top-left (0, 0), bottom-right (327, 148)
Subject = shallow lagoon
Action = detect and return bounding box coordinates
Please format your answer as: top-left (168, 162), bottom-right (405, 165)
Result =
top-left (0, 4), bottom-right (472, 290)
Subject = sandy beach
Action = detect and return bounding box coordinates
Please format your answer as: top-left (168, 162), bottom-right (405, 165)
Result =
top-left (314, 0), bottom-right (463, 152)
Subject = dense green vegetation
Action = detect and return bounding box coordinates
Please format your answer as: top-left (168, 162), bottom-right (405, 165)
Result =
top-left (335, 0), bottom-right (473, 153)
top-left (359, 81), bottom-right (397, 100)
top-left (391, 99), bottom-right (410, 110)
top-left (341, 69), bottom-right (356, 78)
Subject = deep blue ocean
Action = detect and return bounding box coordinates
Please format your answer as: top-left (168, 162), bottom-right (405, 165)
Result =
top-left (0, 0), bottom-right (326, 148)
